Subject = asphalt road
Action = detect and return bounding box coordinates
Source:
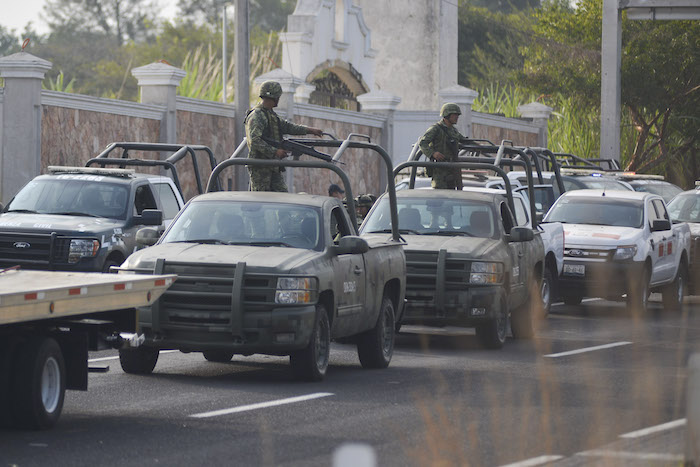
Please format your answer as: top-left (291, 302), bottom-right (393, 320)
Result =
top-left (2, 295), bottom-right (699, 467)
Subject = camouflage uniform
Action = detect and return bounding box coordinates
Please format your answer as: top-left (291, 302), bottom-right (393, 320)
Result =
top-left (418, 105), bottom-right (469, 189)
top-left (245, 106), bottom-right (312, 192)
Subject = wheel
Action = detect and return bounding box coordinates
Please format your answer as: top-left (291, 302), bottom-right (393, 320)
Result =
top-left (290, 305), bottom-right (330, 381)
top-left (562, 292), bottom-right (583, 306)
top-left (357, 296), bottom-right (395, 369)
top-left (662, 266), bottom-right (687, 312)
top-left (475, 293), bottom-right (508, 349)
top-left (101, 258), bottom-right (120, 273)
top-left (627, 267), bottom-right (650, 315)
top-left (119, 347), bottom-right (159, 374)
top-left (11, 337), bottom-right (66, 430)
top-left (203, 350), bottom-right (234, 363)
top-left (541, 268), bottom-right (555, 317)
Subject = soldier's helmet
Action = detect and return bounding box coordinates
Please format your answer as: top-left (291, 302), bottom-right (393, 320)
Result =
top-left (356, 194), bottom-right (377, 207)
top-left (259, 81), bottom-right (283, 100)
top-left (441, 103), bottom-right (462, 118)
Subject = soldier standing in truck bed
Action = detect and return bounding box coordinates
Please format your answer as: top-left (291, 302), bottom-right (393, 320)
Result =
top-left (245, 80), bottom-right (323, 192)
top-left (418, 103), bottom-right (470, 190)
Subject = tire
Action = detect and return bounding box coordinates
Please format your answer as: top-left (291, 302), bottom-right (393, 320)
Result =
top-left (475, 293), bottom-right (508, 349)
top-left (11, 337), bottom-right (66, 430)
top-left (627, 267), bottom-right (650, 315)
top-left (203, 350), bottom-right (234, 363)
top-left (101, 259), bottom-right (120, 273)
top-left (541, 268), bottom-right (555, 317)
top-left (357, 296), bottom-right (395, 369)
top-left (663, 266), bottom-right (687, 312)
top-left (119, 347), bottom-right (159, 375)
top-left (562, 292), bottom-right (583, 306)
top-left (290, 305), bottom-right (330, 381)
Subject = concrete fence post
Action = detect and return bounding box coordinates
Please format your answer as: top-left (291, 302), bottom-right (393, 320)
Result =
top-left (357, 90), bottom-right (401, 190)
top-left (518, 102), bottom-right (554, 149)
top-left (0, 52), bottom-right (52, 204)
top-left (131, 62), bottom-right (186, 145)
top-left (686, 353), bottom-right (700, 465)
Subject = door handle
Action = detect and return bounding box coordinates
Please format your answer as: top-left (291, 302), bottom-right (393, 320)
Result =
top-left (354, 266), bottom-right (363, 275)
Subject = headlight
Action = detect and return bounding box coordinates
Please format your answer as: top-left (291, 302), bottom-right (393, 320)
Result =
top-left (613, 245), bottom-right (637, 261)
top-left (68, 239), bottom-right (100, 263)
top-left (275, 277), bottom-right (317, 304)
top-left (469, 262), bottom-right (503, 284)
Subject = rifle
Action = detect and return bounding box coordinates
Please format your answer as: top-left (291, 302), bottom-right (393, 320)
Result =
top-left (262, 137), bottom-right (342, 164)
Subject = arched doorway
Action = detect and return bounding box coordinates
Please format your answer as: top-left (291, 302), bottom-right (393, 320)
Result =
top-left (307, 61), bottom-right (369, 112)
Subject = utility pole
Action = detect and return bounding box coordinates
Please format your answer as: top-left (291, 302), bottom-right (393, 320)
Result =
top-left (222, 5), bottom-right (228, 104)
top-left (234, 0), bottom-right (250, 191)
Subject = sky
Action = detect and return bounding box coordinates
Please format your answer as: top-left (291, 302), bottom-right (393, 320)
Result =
top-left (0, 0), bottom-right (178, 36)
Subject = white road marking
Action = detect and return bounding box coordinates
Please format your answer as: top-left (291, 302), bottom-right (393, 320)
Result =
top-left (190, 392), bottom-right (334, 418)
top-left (544, 341), bottom-right (632, 358)
top-left (620, 418), bottom-right (686, 438)
top-left (88, 349), bottom-right (178, 363)
top-left (575, 449), bottom-right (683, 462)
top-left (498, 455), bottom-right (564, 467)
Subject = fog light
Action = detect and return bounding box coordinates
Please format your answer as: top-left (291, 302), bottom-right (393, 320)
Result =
top-left (471, 307), bottom-right (486, 316)
top-left (274, 333), bottom-right (295, 343)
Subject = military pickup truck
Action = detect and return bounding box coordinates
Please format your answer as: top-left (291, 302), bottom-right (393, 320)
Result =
top-left (0, 143), bottom-right (216, 273)
top-left (544, 189), bottom-right (691, 312)
top-left (361, 160), bottom-right (545, 349)
top-left (117, 137), bottom-right (405, 381)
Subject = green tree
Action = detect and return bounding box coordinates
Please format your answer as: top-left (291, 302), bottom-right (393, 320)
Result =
top-left (175, 0), bottom-right (295, 32)
top-left (43, 0), bottom-right (158, 46)
top-left (0, 26), bottom-right (21, 56)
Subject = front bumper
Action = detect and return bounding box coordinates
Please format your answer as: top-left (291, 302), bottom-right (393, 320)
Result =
top-left (138, 304), bottom-right (317, 354)
top-left (402, 285), bottom-right (505, 326)
top-left (558, 259), bottom-right (646, 299)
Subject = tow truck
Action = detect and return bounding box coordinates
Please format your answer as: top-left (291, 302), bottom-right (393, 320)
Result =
top-left (0, 268), bottom-right (175, 429)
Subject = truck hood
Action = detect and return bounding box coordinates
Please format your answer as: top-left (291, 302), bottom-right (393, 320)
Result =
top-left (0, 212), bottom-right (124, 234)
top-left (563, 224), bottom-right (640, 247)
top-left (403, 234), bottom-right (501, 256)
top-left (123, 242), bottom-right (319, 273)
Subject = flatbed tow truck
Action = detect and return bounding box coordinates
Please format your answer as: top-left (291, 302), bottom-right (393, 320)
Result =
top-left (0, 268), bottom-right (175, 429)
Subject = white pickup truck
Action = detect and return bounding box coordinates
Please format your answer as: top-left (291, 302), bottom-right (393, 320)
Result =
top-left (543, 189), bottom-right (691, 312)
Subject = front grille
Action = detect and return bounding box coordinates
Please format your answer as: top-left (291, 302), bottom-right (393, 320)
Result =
top-left (405, 250), bottom-right (470, 301)
top-left (157, 262), bottom-right (276, 327)
top-left (564, 248), bottom-right (613, 262)
top-left (0, 232), bottom-right (71, 269)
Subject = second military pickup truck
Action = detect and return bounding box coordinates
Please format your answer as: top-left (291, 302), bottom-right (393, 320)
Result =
top-left (117, 137), bottom-right (406, 381)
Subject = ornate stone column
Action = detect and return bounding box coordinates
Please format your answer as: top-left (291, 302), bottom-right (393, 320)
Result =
top-left (0, 52), bottom-right (52, 204)
top-left (518, 102), bottom-right (554, 148)
top-left (131, 62), bottom-right (186, 144)
top-left (357, 90), bottom-right (401, 185)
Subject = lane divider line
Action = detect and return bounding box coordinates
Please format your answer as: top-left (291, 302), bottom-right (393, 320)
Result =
top-left (498, 454), bottom-right (564, 467)
top-left (190, 392), bottom-right (335, 419)
top-left (544, 341), bottom-right (632, 358)
top-left (575, 449), bottom-right (684, 462)
top-left (88, 349), bottom-right (178, 363)
top-left (620, 418), bottom-right (686, 439)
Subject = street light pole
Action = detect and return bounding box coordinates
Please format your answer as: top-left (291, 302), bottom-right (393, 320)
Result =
top-left (234, 0), bottom-right (250, 190)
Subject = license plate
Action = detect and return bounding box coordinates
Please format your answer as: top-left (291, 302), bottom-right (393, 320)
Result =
top-left (563, 264), bottom-right (585, 276)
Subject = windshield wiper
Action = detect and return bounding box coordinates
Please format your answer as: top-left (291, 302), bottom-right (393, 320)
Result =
top-left (6, 209), bottom-right (39, 214)
top-left (427, 230), bottom-right (475, 237)
top-left (171, 239), bottom-right (225, 244)
top-left (246, 241), bottom-right (294, 247)
top-left (49, 211), bottom-right (101, 217)
top-left (367, 228), bottom-right (421, 235)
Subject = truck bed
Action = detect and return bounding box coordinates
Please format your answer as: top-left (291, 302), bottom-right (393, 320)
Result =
top-left (0, 269), bottom-right (176, 326)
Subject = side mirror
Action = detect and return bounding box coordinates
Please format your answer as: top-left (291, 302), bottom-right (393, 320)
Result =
top-left (334, 235), bottom-right (370, 255)
top-left (507, 226), bottom-right (535, 242)
top-left (136, 227), bottom-right (160, 246)
top-left (136, 209), bottom-right (163, 226)
top-left (651, 219), bottom-right (671, 232)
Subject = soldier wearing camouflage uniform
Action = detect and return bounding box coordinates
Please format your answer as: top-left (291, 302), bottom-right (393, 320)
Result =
top-left (418, 103), bottom-right (470, 189)
top-left (245, 81), bottom-right (323, 192)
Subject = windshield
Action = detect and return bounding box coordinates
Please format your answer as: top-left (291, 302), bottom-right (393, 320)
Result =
top-left (566, 176), bottom-right (632, 191)
top-left (162, 201), bottom-right (322, 250)
top-left (6, 177), bottom-right (129, 219)
top-left (361, 196), bottom-right (498, 238)
top-left (545, 197), bottom-right (643, 228)
top-left (629, 182), bottom-right (683, 203)
top-left (667, 193), bottom-right (700, 223)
